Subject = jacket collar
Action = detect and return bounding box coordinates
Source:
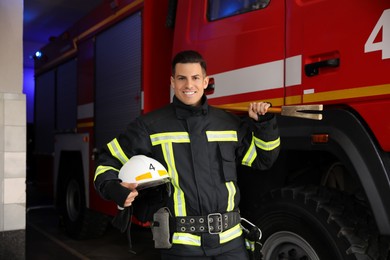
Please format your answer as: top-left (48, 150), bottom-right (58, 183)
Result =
top-left (173, 95), bottom-right (209, 119)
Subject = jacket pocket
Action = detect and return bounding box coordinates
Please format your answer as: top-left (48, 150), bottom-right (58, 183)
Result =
top-left (218, 142), bottom-right (237, 182)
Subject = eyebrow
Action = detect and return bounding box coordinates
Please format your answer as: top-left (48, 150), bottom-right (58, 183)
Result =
top-left (175, 74), bottom-right (202, 78)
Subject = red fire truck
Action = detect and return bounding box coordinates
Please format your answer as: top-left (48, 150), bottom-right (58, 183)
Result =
top-left (33, 0), bottom-right (390, 258)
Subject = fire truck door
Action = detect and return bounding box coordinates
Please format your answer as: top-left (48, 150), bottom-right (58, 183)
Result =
top-left (173, 0), bottom-right (286, 106)
top-left (287, 0), bottom-right (390, 105)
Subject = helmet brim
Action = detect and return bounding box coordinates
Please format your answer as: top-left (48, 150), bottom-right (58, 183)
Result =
top-left (137, 177), bottom-right (170, 190)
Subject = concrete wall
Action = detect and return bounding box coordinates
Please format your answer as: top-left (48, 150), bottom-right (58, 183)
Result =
top-left (0, 0), bottom-right (26, 259)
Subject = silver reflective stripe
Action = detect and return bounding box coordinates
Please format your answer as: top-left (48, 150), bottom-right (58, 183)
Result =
top-left (150, 132), bottom-right (190, 144)
top-left (172, 224), bottom-right (243, 246)
top-left (172, 232), bottom-right (201, 246)
top-left (219, 224), bottom-right (243, 244)
top-left (107, 138), bottom-right (129, 165)
top-left (206, 131), bottom-right (238, 142)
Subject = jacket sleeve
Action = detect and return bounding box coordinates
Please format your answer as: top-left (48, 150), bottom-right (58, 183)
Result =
top-left (93, 117), bottom-right (152, 202)
top-left (238, 114), bottom-right (280, 170)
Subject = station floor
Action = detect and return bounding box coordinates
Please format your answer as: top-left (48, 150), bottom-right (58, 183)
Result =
top-left (26, 182), bottom-right (160, 260)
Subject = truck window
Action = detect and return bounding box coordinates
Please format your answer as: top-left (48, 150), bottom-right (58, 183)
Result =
top-left (208, 0), bottom-right (270, 21)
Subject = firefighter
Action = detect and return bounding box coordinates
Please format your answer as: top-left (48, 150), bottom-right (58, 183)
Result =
top-left (94, 50), bottom-right (280, 259)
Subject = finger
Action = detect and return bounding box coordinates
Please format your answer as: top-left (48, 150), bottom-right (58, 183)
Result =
top-left (258, 102), bottom-right (270, 115)
top-left (253, 102), bottom-right (261, 114)
top-left (252, 102), bottom-right (261, 115)
top-left (130, 189), bottom-right (139, 198)
top-left (127, 188), bottom-right (139, 199)
top-left (124, 190), bottom-right (138, 207)
top-left (263, 102), bottom-right (271, 113)
top-left (259, 103), bottom-right (266, 115)
top-left (248, 103), bottom-right (259, 121)
top-left (124, 200), bottom-right (133, 207)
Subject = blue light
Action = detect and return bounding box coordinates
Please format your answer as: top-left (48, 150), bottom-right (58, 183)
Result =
top-left (35, 51), bottom-right (42, 58)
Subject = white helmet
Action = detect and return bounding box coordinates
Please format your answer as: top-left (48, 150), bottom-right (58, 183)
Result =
top-left (118, 155), bottom-right (170, 190)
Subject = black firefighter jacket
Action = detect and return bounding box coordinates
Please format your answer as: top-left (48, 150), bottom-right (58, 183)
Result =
top-left (94, 95), bottom-right (280, 256)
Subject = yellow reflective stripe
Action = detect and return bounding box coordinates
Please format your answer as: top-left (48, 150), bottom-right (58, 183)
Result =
top-left (225, 181), bottom-right (236, 212)
top-left (150, 132), bottom-right (190, 145)
top-left (135, 172), bottom-right (152, 181)
top-left (254, 136), bottom-right (280, 151)
top-left (245, 239), bottom-right (255, 251)
top-left (242, 135), bottom-right (257, 167)
top-left (158, 170), bottom-right (168, 176)
top-left (242, 135), bottom-right (280, 167)
top-left (150, 132), bottom-right (189, 216)
top-left (172, 225), bottom-right (242, 247)
top-left (172, 232), bottom-right (201, 246)
top-left (219, 224), bottom-right (243, 244)
top-left (161, 142), bottom-right (187, 216)
top-left (206, 131), bottom-right (238, 142)
top-left (107, 138), bottom-right (129, 165)
top-left (94, 165), bottom-right (119, 181)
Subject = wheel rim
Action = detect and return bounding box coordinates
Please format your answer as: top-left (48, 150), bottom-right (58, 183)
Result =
top-left (66, 179), bottom-right (81, 222)
top-left (262, 231), bottom-right (320, 260)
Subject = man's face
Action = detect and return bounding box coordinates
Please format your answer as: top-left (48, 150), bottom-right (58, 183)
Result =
top-left (171, 63), bottom-right (209, 106)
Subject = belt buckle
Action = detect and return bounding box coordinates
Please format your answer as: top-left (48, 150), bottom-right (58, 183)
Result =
top-left (207, 213), bottom-right (223, 234)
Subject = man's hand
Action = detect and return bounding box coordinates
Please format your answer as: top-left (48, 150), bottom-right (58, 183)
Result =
top-left (120, 182), bottom-right (139, 207)
top-left (248, 102), bottom-right (271, 121)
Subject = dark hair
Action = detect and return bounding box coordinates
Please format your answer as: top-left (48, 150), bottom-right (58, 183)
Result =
top-left (171, 50), bottom-right (207, 76)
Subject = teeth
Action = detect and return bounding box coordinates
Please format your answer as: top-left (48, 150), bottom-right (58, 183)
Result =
top-left (184, 91), bottom-right (195, 95)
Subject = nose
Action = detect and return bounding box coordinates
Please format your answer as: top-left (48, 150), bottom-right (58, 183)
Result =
top-left (184, 79), bottom-right (193, 88)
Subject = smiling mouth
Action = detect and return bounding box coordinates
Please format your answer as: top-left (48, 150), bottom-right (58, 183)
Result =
top-left (183, 91), bottom-right (196, 95)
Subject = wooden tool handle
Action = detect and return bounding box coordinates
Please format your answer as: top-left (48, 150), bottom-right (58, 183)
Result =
top-left (219, 105), bottom-right (282, 113)
top-left (215, 104), bottom-right (323, 120)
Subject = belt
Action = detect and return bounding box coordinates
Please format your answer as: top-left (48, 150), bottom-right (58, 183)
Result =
top-left (175, 212), bottom-right (240, 234)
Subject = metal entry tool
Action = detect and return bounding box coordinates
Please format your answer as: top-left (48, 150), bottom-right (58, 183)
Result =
top-left (216, 104), bottom-right (323, 120)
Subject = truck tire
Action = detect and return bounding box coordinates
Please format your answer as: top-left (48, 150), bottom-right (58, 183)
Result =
top-left (253, 186), bottom-right (389, 260)
top-left (60, 174), bottom-right (109, 239)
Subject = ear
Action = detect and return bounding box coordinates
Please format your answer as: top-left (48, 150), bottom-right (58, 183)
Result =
top-left (203, 76), bottom-right (209, 89)
top-left (170, 76), bottom-right (175, 89)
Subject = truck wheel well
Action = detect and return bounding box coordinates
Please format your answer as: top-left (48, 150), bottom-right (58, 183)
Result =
top-left (238, 149), bottom-right (366, 210)
top-left (280, 149), bottom-right (365, 202)
top-left (253, 186), bottom-right (390, 260)
top-left (56, 150), bottom-right (109, 239)
top-left (56, 151), bottom-right (83, 208)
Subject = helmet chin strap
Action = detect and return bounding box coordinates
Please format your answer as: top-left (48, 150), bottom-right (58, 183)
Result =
top-left (111, 204), bottom-right (132, 230)
top-left (112, 180), bottom-right (172, 254)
